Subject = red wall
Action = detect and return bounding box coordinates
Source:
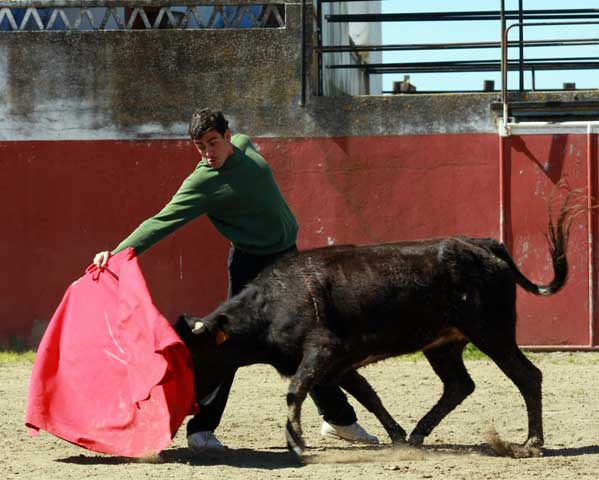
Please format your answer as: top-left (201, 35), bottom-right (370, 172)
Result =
top-left (1, 133), bottom-right (596, 347)
top-left (502, 134), bottom-right (598, 347)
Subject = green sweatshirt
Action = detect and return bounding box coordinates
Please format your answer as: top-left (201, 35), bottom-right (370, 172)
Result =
top-left (113, 134), bottom-right (298, 256)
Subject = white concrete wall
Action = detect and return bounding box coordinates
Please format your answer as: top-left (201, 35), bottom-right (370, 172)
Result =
top-left (320, 1), bottom-right (382, 96)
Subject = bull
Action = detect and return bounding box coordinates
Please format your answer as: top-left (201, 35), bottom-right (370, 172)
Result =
top-left (176, 195), bottom-right (575, 457)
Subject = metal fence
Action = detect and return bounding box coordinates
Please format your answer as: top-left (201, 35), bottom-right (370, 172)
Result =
top-left (0, 1), bottom-right (285, 30)
top-left (314, 0), bottom-right (599, 95)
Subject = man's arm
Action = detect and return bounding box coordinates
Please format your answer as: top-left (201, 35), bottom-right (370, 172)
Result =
top-left (93, 172), bottom-right (210, 266)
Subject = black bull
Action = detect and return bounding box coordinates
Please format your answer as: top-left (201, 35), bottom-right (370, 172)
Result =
top-left (176, 198), bottom-right (573, 456)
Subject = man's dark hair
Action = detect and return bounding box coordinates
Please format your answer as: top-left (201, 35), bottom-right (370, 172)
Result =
top-left (188, 109), bottom-right (229, 139)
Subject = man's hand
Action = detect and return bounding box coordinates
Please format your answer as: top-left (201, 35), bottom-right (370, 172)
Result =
top-left (93, 251), bottom-right (111, 268)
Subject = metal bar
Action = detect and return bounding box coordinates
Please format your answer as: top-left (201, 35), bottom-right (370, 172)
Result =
top-left (317, 0), bottom-right (323, 96)
top-left (365, 64), bottom-right (599, 74)
top-left (382, 89), bottom-right (496, 94)
top-left (330, 60), bottom-right (599, 72)
top-left (317, 38), bottom-right (599, 53)
top-left (333, 56), bottom-right (599, 66)
top-left (300, 0), bottom-right (305, 106)
top-left (501, 20), bottom-right (599, 137)
top-left (500, 0), bottom-right (508, 248)
top-left (326, 10), bottom-right (599, 23)
top-left (501, 0), bottom-right (508, 136)
top-left (505, 20), bottom-right (599, 30)
top-left (519, 0), bottom-right (524, 91)
top-left (385, 88), bottom-right (598, 94)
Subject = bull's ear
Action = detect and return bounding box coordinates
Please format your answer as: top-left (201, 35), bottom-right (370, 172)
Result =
top-left (215, 329), bottom-right (230, 345)
top-left (214, 313), bottom-right (230, 345)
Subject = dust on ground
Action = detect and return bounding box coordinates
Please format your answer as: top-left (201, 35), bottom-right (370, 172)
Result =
top-left (4, 352), bottom-right (599, 479)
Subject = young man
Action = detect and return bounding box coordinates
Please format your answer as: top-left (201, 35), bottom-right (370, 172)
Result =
top-left (93, 109), bottom-right (378, 451)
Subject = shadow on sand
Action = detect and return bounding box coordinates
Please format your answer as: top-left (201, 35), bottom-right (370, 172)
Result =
top-left (421, 442), bottom-right (599, 459)
top-left (56, 442), bottom-right (599, 467)
top-left (57, 446), bottom-right (303, 469)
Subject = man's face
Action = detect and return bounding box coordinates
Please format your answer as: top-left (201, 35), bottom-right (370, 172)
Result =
top-left (192, 129), bottom-right (234, 169)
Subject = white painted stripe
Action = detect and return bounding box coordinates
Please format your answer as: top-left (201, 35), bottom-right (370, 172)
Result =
top-left (105, 311), bottom-right (125, 355)
top-left (103, 349), bottom-right (127, 365)
top-left (0, 97), bottom-right (190, 140)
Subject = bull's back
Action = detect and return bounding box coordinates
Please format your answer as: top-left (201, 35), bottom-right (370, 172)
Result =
top-left (271, 238), bottom-right (512, 353)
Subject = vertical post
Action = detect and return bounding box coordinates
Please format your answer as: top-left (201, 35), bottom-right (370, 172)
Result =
top-left (317, 0), bottom-right (323, 96)
top-left (518, 0), bottom-right (524, 91)
top-left (500, 0), bottom-right (508, 133)
top-left (499, 134), bottom-right (506, 244)
top-left (300, 0), bottom-right (306, 106)
top-left (499, 0), bottom-right (507, 245)
top-left (587, 124), bottom-right (596, 346)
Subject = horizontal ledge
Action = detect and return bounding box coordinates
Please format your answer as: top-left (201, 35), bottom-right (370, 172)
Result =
top-left (498, 120), bottom-right (599, 135)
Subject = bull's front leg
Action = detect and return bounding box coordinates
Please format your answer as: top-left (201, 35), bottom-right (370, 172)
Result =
top-left (286, 347), bottom-right (332, 456)
top-left (339, 369), bottom-right (407, 445)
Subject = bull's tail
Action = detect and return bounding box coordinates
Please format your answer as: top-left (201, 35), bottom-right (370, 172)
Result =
top-left (480, 191), bottom-right (580, 296)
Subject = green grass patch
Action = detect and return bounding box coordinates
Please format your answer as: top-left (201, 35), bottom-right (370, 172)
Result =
top-left (0, 350), bottom-right (36, 364)
top-left (395, 343), bottom-right (489, 362)
top-left (390, 343), bottom-right (510, 362)
top-left (462, 343), bottom-right (488, 360)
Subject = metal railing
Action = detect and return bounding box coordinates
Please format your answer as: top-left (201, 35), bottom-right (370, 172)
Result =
top-left (0, 1), bottom-right (285, 30)
top-left (314, 0), bottom-right (599, 95)
top-left (500, 18), bottom-right (599, 133)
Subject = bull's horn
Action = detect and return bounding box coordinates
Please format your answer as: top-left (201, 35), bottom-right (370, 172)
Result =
top-left (192, 321), bottom-right (206, 334)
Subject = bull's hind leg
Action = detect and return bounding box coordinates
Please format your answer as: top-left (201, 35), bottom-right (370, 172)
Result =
top-left (470, 336), bottom-right (544, 448)
top-left (338, 369), bottom-right (407, 445)
top-left (409, 340), bottom-right (475, 445)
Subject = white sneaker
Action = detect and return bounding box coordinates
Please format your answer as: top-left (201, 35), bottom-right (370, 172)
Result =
top-left (187, 431), bottom-right (226, 452)
top-left (321, 421), bottom-right (380, 444)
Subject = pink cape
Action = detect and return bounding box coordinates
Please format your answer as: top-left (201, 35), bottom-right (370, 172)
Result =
top-left (25, 248), bottom-right (196, 457)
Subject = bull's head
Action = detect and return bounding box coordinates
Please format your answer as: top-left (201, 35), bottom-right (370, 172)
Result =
top-left (192, 319), bottom-right (229, 345)
top-left (180, 312), bottom-right (230, 346)
top-left (179, 286), bottom-right (267, 352)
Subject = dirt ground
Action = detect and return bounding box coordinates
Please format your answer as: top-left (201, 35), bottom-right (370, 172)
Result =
top-left (4, 352), bottom-right (599, 480)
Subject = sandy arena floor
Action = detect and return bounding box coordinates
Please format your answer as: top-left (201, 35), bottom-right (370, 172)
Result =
top-left (4, 352), bottom-right (599, 479)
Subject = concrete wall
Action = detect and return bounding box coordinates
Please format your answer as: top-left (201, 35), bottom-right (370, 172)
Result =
top-left (1, 4), bottom-right (303, 141)
top-left (2, 1), bottom-right (599, 348)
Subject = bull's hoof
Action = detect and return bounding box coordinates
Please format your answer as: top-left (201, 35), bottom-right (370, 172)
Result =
top-left (524, 436), bottom-right (544, 449)
top-left (391, 439), bottom-right (409, 449)
top-left (388, 430), bottom-right (407, 447)
top-left (407, 434), bottom-right (425, 446)
top-left (487, 428), bottom-right (542, 458)
top-left (285, 420), bottom-right (306, 457)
